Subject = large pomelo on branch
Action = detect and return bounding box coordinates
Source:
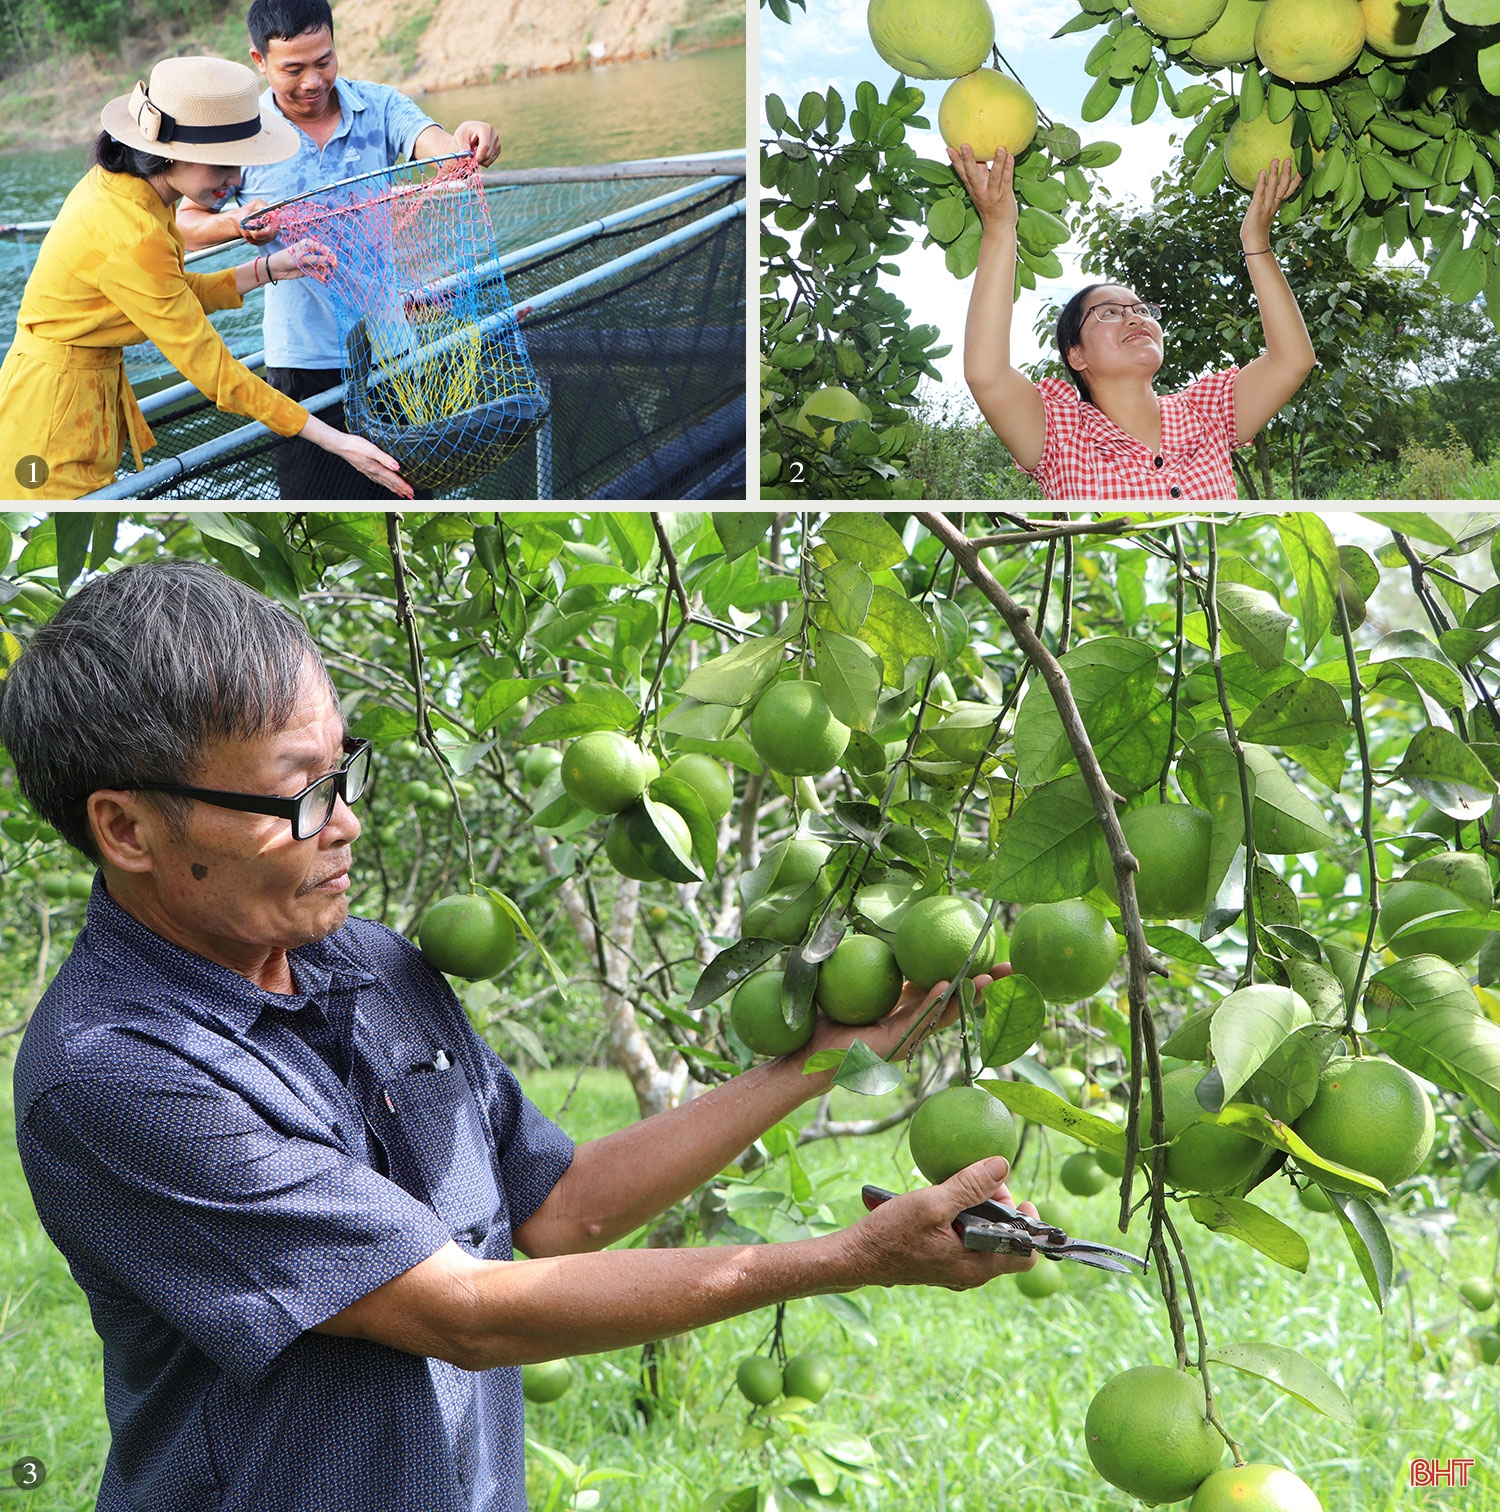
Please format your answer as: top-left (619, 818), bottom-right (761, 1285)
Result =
top-left (1360, 0), bottom-right (1427, 55)
top-left (795, 385), bottom-right (872, 449)
top-left (866, 0), bottom-right (995, 80)
top-left (1132, 0), bottom-right (1228, 38)
top-left (1224, 109), bottom-right (1297, 189)
top-left (1255, 0), bottom-right (1365, 81)
top-left (1187, 0), bottom-right (1264, 63)
top-left (937, 69), bottom-right (1039, 161)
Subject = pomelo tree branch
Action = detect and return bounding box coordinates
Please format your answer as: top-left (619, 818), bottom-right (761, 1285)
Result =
top-left (1337, 592), bottom-right (1380, 1031)
top-left (916, 511), bottom-right (1180, 1356)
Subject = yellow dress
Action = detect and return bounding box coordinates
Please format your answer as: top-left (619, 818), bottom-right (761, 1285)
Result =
top-left (0, 166), bottom-right (309, 500)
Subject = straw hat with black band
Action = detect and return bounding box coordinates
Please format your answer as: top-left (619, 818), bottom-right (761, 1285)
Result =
top-left (100, 56), bottom-right (299, 167)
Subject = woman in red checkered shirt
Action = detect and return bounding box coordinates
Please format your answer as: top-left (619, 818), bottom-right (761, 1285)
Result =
top-left (950, 143), bottom-right (1316, 501)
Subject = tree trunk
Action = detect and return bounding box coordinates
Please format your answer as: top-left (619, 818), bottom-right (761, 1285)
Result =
top-left (1256, 431), bottom-right (1273, 499)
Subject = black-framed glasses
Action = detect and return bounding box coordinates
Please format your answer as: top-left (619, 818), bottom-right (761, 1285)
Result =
top-left (136, 737), bottom-right (373, 841)
top-left (1087, 300), bottom-right (1163, 325)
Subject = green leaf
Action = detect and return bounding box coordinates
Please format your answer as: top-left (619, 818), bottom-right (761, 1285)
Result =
top-left (1480, 39), bottom-right (1500, 92)
top-left (515, 703), bottom-right (619, 743)
top-left (1207, 985), bottom-right (1315, 1106)
top-left (54, 513), bottom-right (94, 594)
top-left (715, 514), bottom-right (775, 563)
top-left (1177, 729), bottom-right (1250, 910)
top-left (1275, 515), bottom-right (1340, 654)
top-left (1012, 636), bottom-right (1165, 786)
top-left (1217, 581), bottom-right (1291, 671)
top-left (820, 513), bottom-right (908, 570)
top-left (859, 586), bottom-right (937, 686)
top-left (1395, 726), bottom-right (1497, 820)
top-left (822, 559), bottom-right (874, 635)
top-left (690, 939), bottom-right (786, 1012)
top-left (975, 1079), bottom-right (1128, 1154)
top-left (1206, 1103), bottom-right (1386, 1192)
top-left (831, 1039), bottom-right (905, 1095)
top-left (650, 775), bottom-right (719, 878)
top-left (1329, 1194), bottom-right (1393, 1312)
top-left (474, 677), bottom-right (548, 733)
top-left (816, 630), bottom-right (883, 731)
top-left (1143, 925), bottom-right (1223, 968)
top-left (812, 1292), bottom-right (878, 1346)
top-left (1239, 677), bottom-right (1351, 746)
top-left (1082, 74), bottom-right (1123, 122)
top-left (1206, 1342), bottom-right (1356, 1424)
top-left (985, 775), bottom-right (1101, 903)
top-left (926, 196), bottom-right (967, 243)
top-left (1365, 960), bottom-right (1500, 1125)
top-left (680, 620), bottom-right (801, 707)
top-left (978, 975), bottom-right (1047, 1067)
top-left (1369, 629), bottom-right (1469, 709)
top-left (1358, 512), bottom-right (1454, 547)
top-left (1242, 743), bottom-right (1339, 852)
top-left (1188, 1196), bottom-right (1310, 1272)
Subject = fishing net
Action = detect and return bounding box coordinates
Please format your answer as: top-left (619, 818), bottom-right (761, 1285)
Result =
top-left (82, 170), bottom-right (746, 501)
top-left (271, 154), bottom-right (547, 492)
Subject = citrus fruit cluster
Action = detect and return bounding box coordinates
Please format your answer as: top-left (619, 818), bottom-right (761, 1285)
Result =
top-left (864, 0), bottom-right (1038, 160)
top-left (1085, 1366), bottom-right (1324, 1508)
top-left (735, 1352), bottom-right (834, 1406)
top-left (553, 730), bottom-right (733, 886)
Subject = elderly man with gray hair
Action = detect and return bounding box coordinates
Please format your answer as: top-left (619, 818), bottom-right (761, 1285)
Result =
top-left (5, 558), bottom-right (1032, 1512)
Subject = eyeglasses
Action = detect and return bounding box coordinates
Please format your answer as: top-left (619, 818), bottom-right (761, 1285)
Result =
top-left (137, 737), bottom-right (373, 841)
top-left (1087, 301), bottom-right (1162, 325)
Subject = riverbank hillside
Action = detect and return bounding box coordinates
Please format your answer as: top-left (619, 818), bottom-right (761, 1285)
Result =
top-left (0, 0), bottom-right (744, 152)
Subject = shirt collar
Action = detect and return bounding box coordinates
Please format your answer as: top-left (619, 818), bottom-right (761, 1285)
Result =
top-left (1076, 388), bottom-right (1201, 462)
top-left (93, 165), bottom-right (173, 228)
top-left (262, 76), bottom-right (364, 142)
top-left (84, 877), bottom-right (374, 1031)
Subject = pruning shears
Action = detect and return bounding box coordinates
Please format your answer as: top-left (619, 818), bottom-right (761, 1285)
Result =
top-left (861, 1184), bottom-right (1150, 1276)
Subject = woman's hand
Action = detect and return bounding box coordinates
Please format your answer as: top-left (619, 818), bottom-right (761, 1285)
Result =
top-left (332, 433), bottom-right (415, 499)
top-left (271, 239), bottom-right (338, 285)
top-left (1240, 156), bottom-right (1302, 251)
top-left (948, 144), bottom-right (1019, 236)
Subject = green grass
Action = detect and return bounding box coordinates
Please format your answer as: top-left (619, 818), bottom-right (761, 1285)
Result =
top-left (5, 1060), bottom-right (1500, 1510)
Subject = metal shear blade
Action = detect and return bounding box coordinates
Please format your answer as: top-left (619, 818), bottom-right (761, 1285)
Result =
top-left (861, 1185), bottom-right (1149, 1276)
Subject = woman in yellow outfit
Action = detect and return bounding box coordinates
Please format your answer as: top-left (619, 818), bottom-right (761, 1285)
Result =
top-left (0, 55), bottom-right (412, 500)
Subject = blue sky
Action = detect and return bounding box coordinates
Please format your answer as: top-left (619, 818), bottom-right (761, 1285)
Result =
top-left (761, 0), bottom-right (1213, 404)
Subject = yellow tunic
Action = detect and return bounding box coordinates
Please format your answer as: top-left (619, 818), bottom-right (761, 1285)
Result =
top-left (0, 166), bottom-right (309, 499)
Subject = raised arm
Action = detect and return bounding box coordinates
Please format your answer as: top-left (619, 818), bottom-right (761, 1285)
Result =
top-left (1232, 157), bottom-right (1317, 442)
top-left (949, 145), bottom-right (1047, 472)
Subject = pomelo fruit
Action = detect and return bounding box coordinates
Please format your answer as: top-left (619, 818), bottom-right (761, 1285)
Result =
top-left (1188, 0), bottom-right (1264, 63)
top-left (782, 1353), bottom-right (835, 1402)
top-left (521, 1358), bottom-right (574, 1403)
top-left (1134, 0), bottom-right (1229, 36)
top-left (736, 1356), bottom-right (783, 1405)
top-left (730, 971), bottom-right (816, 1058)
top-left (560, 730), bottom-right (650, 813)
top-left (892, 895), bottom-right (1002, 989)
top-left (1085, 1366), bottom-right (1224, 1504)
top-left (1009, 900), bottom-right (1121, 1002)
top-left (1190, 1463), bottom-right (1323, 1511)
top-left (1255, 0), bottom-right (1365, 81)
top-left (937, 69), bottom-right (1039, 161)
top-left (1141, 1066), bottom-right (1265, 1193)
top-left (795, 386), bottom-right (872, 449)
top-left (748, 681), bottom-right (852, 777)
top-left (908, 1084), bottom-right (1019, 1184)
top-left (816, 934), bottom-right (905, 1025)
top-left (866, 0), bottom-right (995, 78)
top-left (1360, 0), bottom-right (1427, 54)
top-left (419, 893), bottom-right (517, 980)
top-left (1292, 1056), bottom-right (1435, 1192)
top-left (1226, 108), bottom-right (1298, 190)
top-left (1015, 1261), bottom-right (1064, 1297)
top-left (1096, 804), bottom-right (1213, 919)
top-left (662, 752), bottom-right (734, 823)
top-left (1379, 879), bottom-right (1489, 963)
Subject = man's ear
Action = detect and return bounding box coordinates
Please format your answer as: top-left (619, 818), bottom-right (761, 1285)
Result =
top-left (249, 46), bottom-right (266, 74)
top-left (88, 792), bottom-right (165, 875)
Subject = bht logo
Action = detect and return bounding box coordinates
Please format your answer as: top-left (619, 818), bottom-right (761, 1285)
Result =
top-left (1409, 1458), bottom-right (1475, 1488)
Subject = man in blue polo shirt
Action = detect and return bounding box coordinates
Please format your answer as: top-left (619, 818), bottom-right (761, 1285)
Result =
top-left (5, 560), bottom-right (1032, 1512)
top-left (178, 0), bottom-right (501, 498)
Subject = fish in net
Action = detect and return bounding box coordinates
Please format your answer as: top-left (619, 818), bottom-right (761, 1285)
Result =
top-left (270, 154), bottom-right (547, 491)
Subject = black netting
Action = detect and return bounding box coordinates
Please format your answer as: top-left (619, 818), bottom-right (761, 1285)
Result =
top-left (92, 175), bottom-right (745, 502)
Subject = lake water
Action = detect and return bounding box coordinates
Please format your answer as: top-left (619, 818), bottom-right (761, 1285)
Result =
top-left (0, 45), bottom-right (745, 376)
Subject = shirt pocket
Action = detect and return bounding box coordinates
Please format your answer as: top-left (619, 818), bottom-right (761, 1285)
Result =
top-left (383, 1068), bottom-right (509, 1255)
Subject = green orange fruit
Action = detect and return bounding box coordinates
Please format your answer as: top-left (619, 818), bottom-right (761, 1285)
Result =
top-left (419, 893), bottom-right (517, 980)
top-left (1084, 1366), bottom-right (1224, 1504)
top-left (892, 895), bottom-right (1002, 989)
top-left (908, 1084), bottom-right (1018, 1184)
top-left (816, 935), bottom-right (904, 1025)
top-left (730, 971), bottom-right (816, 1058)
top-left (521, 1358), bottom-right (574, 1403)
top-left (748, 681), bottom-right (852, 777)
top-left (1292, 1056), bottom-right (1435, 1193)
top-left (560, 730), bottom-right (651, 814)
top-left (1009, 900), bottom-right (1121, 1002)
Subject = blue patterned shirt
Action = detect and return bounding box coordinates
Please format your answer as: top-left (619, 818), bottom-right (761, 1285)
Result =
top-left (12, 879), bottom-right (573, 1512)
top-left (241, 78), bottom-right (438, 368)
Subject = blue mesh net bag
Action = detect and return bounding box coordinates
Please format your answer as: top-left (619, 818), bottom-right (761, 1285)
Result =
top-left (272, 154), bottom-right (548, 492)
